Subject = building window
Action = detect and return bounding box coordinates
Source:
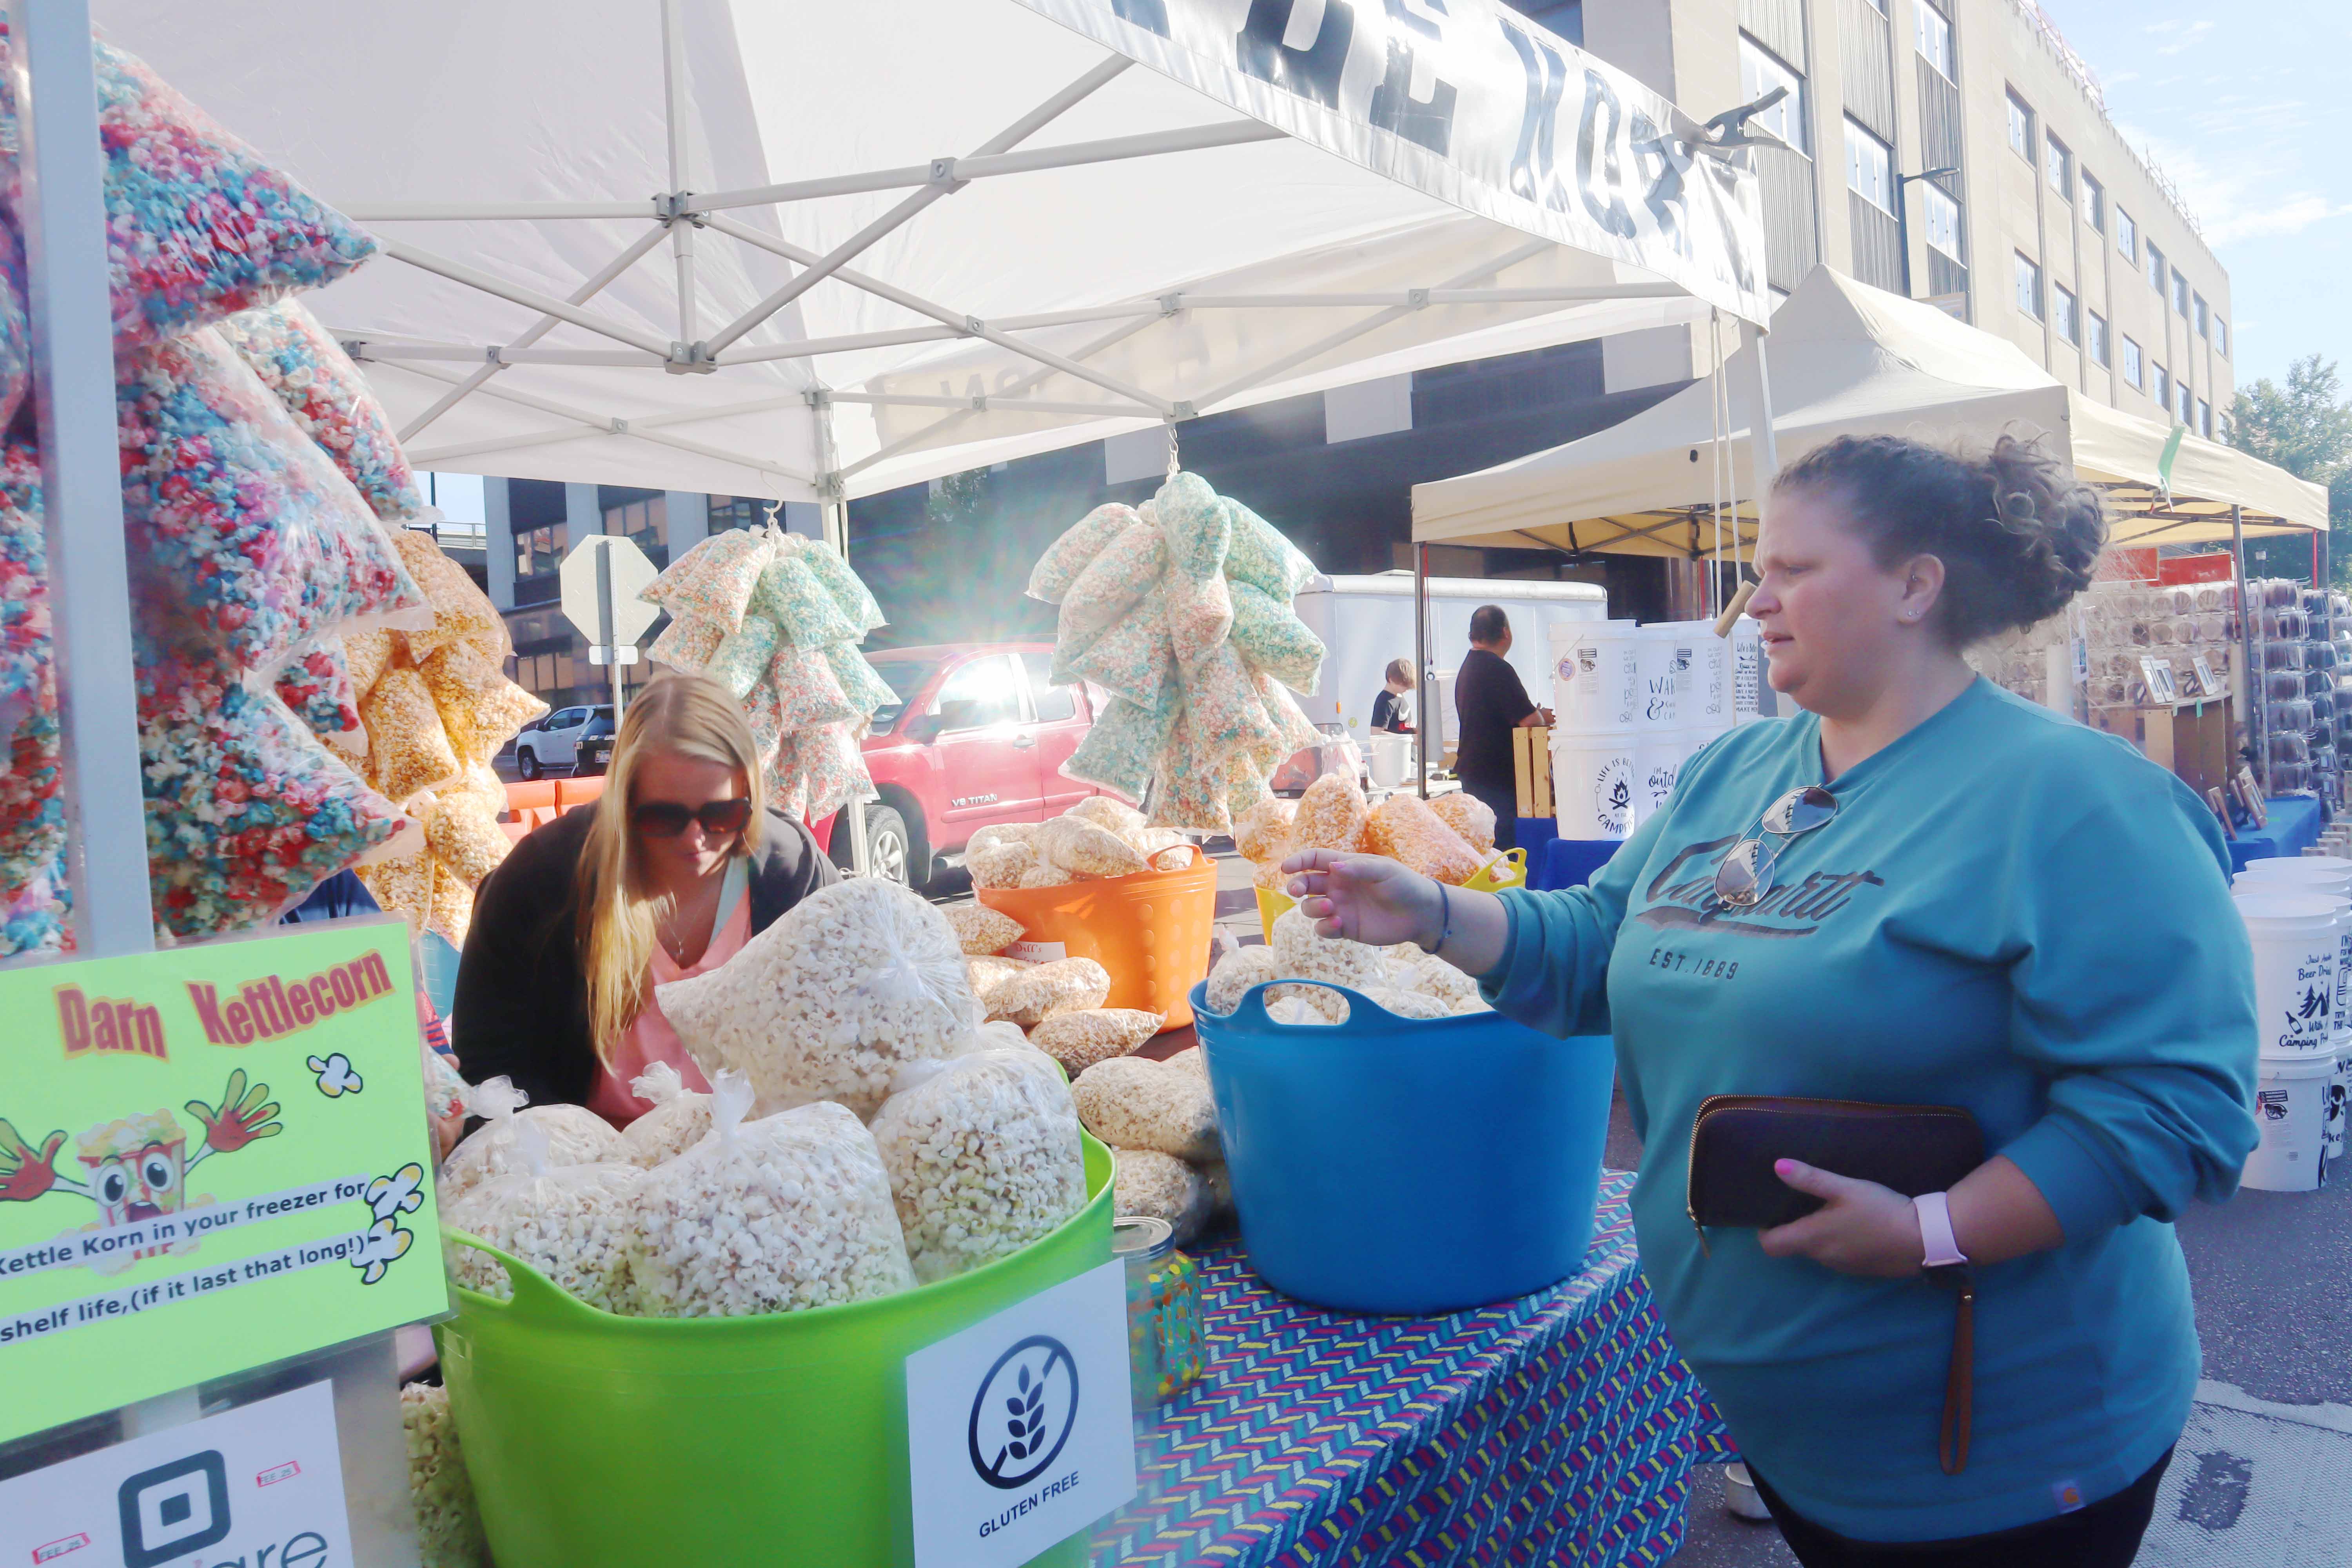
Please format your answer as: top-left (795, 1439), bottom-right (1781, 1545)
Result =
top-left (1844, 118), bottom-right (1893, 213)
top-left (1915, 4), bottom-right (1955, 80)
top-left (2154, 365), bottom-right (2171, 410)
top-left (2172, 269), bottom-right (2190, 317)
top-left (2116, 208), bottom-right (2138, 261)
top-left (2082, 173), bottom-right (2105, 233)
top-left (2146, 240), bottom-right (2165, 293)
top-left (1738, 35), bottom-right (1808, 155)
top-left (2198, 399), bottom-right (2212, 438)
top-left (2052, 284), bottom-right (2079, 345)
top-left (1922, 182), bottom-right (1963, 260)
top-left (707, 495), bottom-right (771, 534)
top-left (602, 495), bottom-right (666, 558)
top-left (2194, 293), bottom-right (2209, 337)
top-left (2087, 311), bottom-right (2109, 367)
top-left (2180, 381), bottom-right (2195, 425)
top-left (2044, 134), bottom-right (2073, 200)
top-left (2006, 91), bottom-right (2034, 159)
top-left (1857, 0), bottom-right (1886, 14)
top-left (2122, 336), bottom-right (2143, 388)
top-left (515, 522), bottom-right (563, 578)
top-left (2014, 253), bottom-right (2042, 320)
top-left (2214, 317), bottom-right (2228, 357)
top-left (1517, 1), bottom-right (1584, 44)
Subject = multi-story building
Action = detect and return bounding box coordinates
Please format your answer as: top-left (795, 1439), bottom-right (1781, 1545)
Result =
top-left (464, 0), bottom-right (2222, 702)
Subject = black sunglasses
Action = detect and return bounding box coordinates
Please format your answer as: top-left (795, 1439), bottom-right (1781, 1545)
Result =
top-left (631, 797), bottom-right (755, 840)
top-left (1713, 786), bottom-right (1838, 909)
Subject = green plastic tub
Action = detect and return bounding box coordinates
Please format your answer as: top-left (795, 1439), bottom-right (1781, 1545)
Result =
top-left (436, 1136), bottom-right (1116, 1568)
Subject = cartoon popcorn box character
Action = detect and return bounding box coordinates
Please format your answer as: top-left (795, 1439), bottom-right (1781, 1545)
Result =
top-left (1, 1071), bottom-right (283, 1274)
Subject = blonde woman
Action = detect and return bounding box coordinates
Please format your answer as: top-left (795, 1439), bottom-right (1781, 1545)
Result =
top-left (453, 673), bottom-right (837, 1125)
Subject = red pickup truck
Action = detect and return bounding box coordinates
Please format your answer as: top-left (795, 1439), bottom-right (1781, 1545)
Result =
top-left (831, 642), bottom-right (1114, 889)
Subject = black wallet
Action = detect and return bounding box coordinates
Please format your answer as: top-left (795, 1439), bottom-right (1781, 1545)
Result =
top-left (1684, 1094), bottom-right (1988, 1475)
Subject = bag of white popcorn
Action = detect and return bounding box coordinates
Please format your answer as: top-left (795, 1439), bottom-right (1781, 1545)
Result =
top-left (402, 1383), bottom-right (489, 1568)
top-left (659, 878), bottom-right (975, 1119)
top-left (437, 1076), bottom-right (628, 1201)
top-left (627, 1071), bottom-right (917, 1318)
top-left (616, 1061), bottom-right (713, 1169)
top-left (441, 1118), bottom-right (641, 1314)
top-left (869, 1048), bottom-right (1088, 1284)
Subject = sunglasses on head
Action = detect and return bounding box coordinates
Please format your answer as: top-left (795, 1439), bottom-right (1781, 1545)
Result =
top-left (631, 797), bottom-right (754, 840)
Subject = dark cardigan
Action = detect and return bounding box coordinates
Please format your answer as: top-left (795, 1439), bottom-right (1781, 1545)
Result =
top-left (450, 801), bottom-right (838, 1109)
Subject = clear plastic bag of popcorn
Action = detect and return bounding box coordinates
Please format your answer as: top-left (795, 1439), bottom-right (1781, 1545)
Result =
top-left (438, 1078), bottom-right (628, 1202)
top-left (827, 642), bottom-right (898, 719)
top-left (1271, 906), bottom-right (1385, 993)
top-left (945, 904), bottom-right (1025, 956)
top-left (1219, 497), bottom-right (1317, 602)
top-left (1111, 1148), bottom-right (1214, 1246)
top-left (1292, 771), bottom-right (1370, 854)
top-left (1182, 643), bottom-right (1279, 757)
top-left (657, 877), bottom-right (975, 1119)
top-left (748, 550), bottom-right (859, 650)
top-left (344, 628), bottom-right (395, 696)
top-left (768, 644), bottom-right (859, 733)
top-left (362, 666), bottom-right (465, 803)
top-left (1150, 473), bottom-right (1236, 665)
top-left (1069, 795), bottom-right (1149, 839)
top-left (442, 1119), bottom-right (641, 1314)
top-left (220, 298), bottom-right (422, 523)
top-left (1018, 861), bottom-right (1078, 889)
top-left (273, 638), bottom-right (365, 753)
top-left (1065, 586), bottom-right (1176, 711)
top-left (424, 773), bottom-right (511, 890)
top-left (1202, 944), bottom-right (1281, 1016)
top-left (870, 1048), bottom-right (1087, 1283)
top-left (627, 1073), bottom-right (916, 1318)
top-left (707, 613), bottom-right (782, 699)
top-left (1428, 791), bottom-right (1495, 854)
top-left (650, 613), bottom-right (728, 673)
top-left (1057, 520), bottom-right (1167, 643)
top-left (797, 537), bottom-right (886, 634)
top-left (616, 1061), bottom-right (713, 1170)
top-left (966, 955), bottom-right (1033, 1015)
top-left (419, 640), bottom-right (547, 765)
top-left (1232, 794), bottom-right (1296, 864)
top-left (358, 847), bottom-right (432, 933)
top-left (1365, 791), bottom-right (1484, 885)
top-left (987, 957), bottom-right (1112, 1027)
top-left (1259, 672), bottom-right (1324, 757)
top-left (1030, 1008), bottom-right (1161, 1074)
top-left (1034, 814), bottom-right (1148, 879)
top-left (1065, 693), bottom-right (1181, 804)
top-left (1071, 1055), bottom-right (1219, 1161)
top-left (1028, 502), bottom-right (1137, 604)
top-left (388, 528), bottom-right (505, 662)
top-left (1227, 581), bottom-right (1324, 693)
top-left (967, 839), bottom-right (1039, 889)
top-left (402, 1383), bottom-right (490, 1568)
top-left (643, 528), bottom-right (772, 630)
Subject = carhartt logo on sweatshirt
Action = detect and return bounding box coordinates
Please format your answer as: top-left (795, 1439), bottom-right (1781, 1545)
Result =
top-left (1632, 833), bottom-right (1884, 940)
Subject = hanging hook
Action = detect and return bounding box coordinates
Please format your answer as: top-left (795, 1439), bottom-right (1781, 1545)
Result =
top-left (1164, 417), bottom-right (1180, 482)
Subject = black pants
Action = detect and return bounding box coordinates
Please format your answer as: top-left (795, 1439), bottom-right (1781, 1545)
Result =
top-left (1747, 1448), bottom-right (2172, 1568)
top-left (1461, 779), bottom-right (1518, 852)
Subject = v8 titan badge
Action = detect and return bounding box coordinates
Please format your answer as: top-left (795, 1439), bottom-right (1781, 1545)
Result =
top-left (904, 1261), bottom-right (1135, 1568)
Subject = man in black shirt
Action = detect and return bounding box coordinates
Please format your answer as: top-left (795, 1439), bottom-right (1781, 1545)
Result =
top-left (1452, 605), bottom-right (1551, 851)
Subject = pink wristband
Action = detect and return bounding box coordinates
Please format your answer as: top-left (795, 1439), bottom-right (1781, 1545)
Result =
top-left (1914, 1191), bottom-right (1968, 1269)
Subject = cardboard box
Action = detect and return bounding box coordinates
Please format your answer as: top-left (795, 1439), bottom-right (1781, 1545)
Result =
top-left (2089, 697), bottom-right (2235, 798)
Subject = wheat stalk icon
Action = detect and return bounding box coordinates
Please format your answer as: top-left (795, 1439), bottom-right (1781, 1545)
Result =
top-left (995, 1361), bottom-right (1050, 1470)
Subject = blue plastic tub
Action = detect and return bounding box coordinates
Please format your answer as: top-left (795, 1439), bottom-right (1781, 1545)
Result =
top-left (1190, 980), bottom-right (1617, 1315)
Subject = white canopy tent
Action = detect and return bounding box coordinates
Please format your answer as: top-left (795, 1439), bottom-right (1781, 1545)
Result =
top-left (1411, 267), bottom-right (2327, 563)
top-left (94, 0), bottom-right (1773, 505)
top-left (32, 0), bottom-right (1775, 939)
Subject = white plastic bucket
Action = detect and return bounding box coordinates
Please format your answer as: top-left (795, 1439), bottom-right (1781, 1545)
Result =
top-left (1366, 732), bottom-right (1411, 790)
top-left (1549, 620), bottom-right (1641, 735)
top-left (2235, 892), bottom-right (2341, 1058)
top-left (2330, 1048), bottom-right (2348, 1165)
top-left (2244, 1053), bottom-right (2336, 1192)
top-left (2236, 880), bottom-right (2352, 1051)
top-left (1632, 623), bottom-right (1695, 731)
top-left (2243, 854), bottom-right (2352, 880)
top-left (1684, 627), bottom-right (1731, 735)
top-left (1552, 730), bottom-right (1638, 840)
top-left (1730, 617), bottom-right (1765, 725)
top-left (1632, 730), bottom-right (1693, 824)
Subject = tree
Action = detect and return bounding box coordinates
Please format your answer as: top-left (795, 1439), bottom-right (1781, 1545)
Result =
top-left (2228, 355), bottom-right (2352, 581)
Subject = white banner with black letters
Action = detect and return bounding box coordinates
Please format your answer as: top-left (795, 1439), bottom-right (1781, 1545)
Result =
top-left (1012, 0), bottom-right (1770, 324)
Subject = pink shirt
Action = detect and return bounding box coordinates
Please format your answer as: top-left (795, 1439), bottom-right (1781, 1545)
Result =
top-left (586, 878), bottom-right (750, 1129)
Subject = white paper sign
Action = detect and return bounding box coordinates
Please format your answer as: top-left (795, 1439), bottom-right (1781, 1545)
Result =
top-left (1003, 940), bottom-right (1068, 965)
top-left (904, 1261), bottom-right (1136, 1568)
top-left (0, 1382), bottom-right (350, 1568)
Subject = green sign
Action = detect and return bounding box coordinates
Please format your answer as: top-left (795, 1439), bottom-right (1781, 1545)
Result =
top-left (0, 918), bottom-right (446, 1445)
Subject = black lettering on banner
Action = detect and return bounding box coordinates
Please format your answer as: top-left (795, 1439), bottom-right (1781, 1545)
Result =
top-left (1502, 20), bottom-right (1570, 212)
top-left (1630, 110), bottom-right (1692, 258)
top-left (1236, 0), bottom-right (1355, 109)
top-left (1109, 0), bottom-right (1171, 35)
top-left (1367, 0), bottom-right (1458, 155)
top-left (1575, 71), bottom-right (1639, 238)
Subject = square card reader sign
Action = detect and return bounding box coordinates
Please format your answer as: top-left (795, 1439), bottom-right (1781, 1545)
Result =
top-left (905, 1261), bottom-right (1136, 1568)
top-left (0, 920), bottom-right (446, 1446)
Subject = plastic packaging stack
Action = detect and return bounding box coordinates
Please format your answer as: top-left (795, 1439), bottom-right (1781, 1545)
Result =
top-left (1027, 473), bottom-right (1325, 833)
top-left (1072, 1051), bottom-right (1228, 1244)
top-left (0, 32), bottom-right (477, 947)
top-left (401, 1383), bottom-right (490, 1568)
top-left (1231, 771), bottom-right (1499, 891)
top-left (641, 525), bottom-right (892, 821)
top-left (345, 528), bottom-right (546, 944)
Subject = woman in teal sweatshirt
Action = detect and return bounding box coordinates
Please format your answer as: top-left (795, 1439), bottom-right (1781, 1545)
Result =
top-left (1285, 435), bottom-right (2257, 1566)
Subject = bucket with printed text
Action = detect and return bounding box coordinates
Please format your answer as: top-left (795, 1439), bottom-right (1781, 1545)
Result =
top-left (1551, 730), bottom-right (1638, 840)
top-left (2244, 1054), bottom-right (2334, 1192)
top-left (2235, 891), bottom-right (2341, 1058)
top-left (2330, 1046), bottom-right (2348, 1166)
top-left (1657, 620), bottom-right (1731, 737)
top-left (1632, 623), bottom-right (1695, 732)
top-left (1548, 619), bottom-right (1640, 735)
top-left (2238, 858), bottom-right (2352, 1049)
top-left (1632, 730), bottom-right (1697, 826)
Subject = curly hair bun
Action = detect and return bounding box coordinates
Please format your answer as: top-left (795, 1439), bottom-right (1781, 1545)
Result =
top-left (1774, 432), bottom-right (2107, 644)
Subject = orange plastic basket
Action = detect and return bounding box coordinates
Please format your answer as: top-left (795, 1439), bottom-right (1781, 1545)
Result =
top-left (973, 847), bottom-right (1218, 1031)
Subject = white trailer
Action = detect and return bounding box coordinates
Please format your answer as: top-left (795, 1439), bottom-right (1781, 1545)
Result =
top-left (1293, 572), bottom-right (1609, 752)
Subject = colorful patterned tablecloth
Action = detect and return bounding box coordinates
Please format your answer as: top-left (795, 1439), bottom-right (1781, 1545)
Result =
top-left (1091, 1171), bottom-right (1732, 1567)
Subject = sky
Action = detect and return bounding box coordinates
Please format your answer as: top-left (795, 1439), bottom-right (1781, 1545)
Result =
top-left (2042, 0), bottom-right (2352, 400)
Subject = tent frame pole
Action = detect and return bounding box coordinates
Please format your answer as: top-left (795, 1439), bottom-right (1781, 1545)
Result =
top-left (660, 0), bottom-right (697, 346)
top-left (18, 0), bottom-right (152, 958)
top-left (2235, 502), bottom-right (2267, 799)
top-left (376, 236), bottom-right (681, 357)
top-left (813, 395), bottom-right (870, 878)
top-left (1737, 320), bottom-right (1780, 715)
top-left (1414, 541), bottom-right (1430, 800)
